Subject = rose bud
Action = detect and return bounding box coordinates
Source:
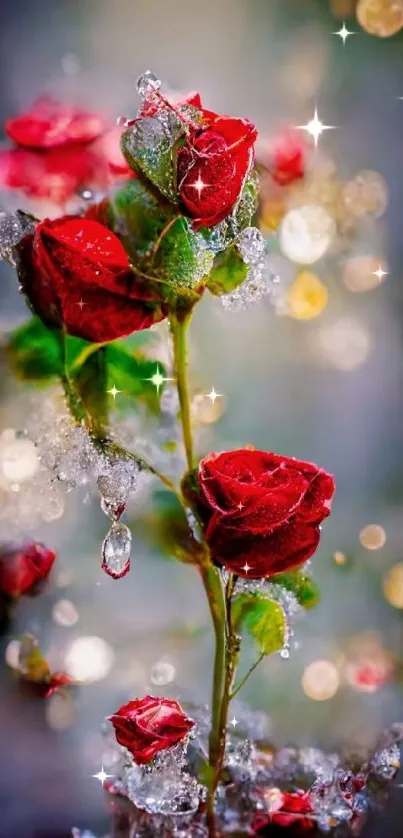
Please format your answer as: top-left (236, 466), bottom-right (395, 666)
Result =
top-left (5, 97), bottom-right (105, 150)
top-left (0, 541), bottom-right (56, 598)
top-left (252, 789), bottom-right (315, 834)
top-left (198, 449), bottom-right (335, 578)
top-left (16, 216), bottom-right (165, 342)
top-left (177, 108), bottom-right (257, 229)
top-left (109, 695), bottom-right (194, 764)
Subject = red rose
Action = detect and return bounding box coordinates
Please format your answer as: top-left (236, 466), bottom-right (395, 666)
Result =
top-left (5, 97), bottom-right (105, 150)
top-left (252, 790), bottom-right (315, 834)
top-left (16, 216), bottom-right (164, 342)
top-left (177, 108), bottom-right (257, 229)
top-left (0, 541), bottom-right (56, 597)
top-left (268, 130), bottom-right (306, 187)
top-left (110, 695), bottom-right (194, 764)
top-left (198, 450), bottom-right (335, 578)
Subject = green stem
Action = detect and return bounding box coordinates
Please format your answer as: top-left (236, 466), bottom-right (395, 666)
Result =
top-left (170, 310), bottom-right (195, 471)
top-left (230, 653), bottom-right (265, 700)
top-left (207, 573), bottom-right (240, 818)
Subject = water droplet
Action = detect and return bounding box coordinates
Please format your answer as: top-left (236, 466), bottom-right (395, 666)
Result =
top-left (79, 187), bottom-right (94, 202)
top-left (101, 522), bottom-right (131, 579)
top-left (136, 70), bottom-right (161, 97)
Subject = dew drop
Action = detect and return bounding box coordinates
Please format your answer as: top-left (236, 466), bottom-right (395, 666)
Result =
top-left (101, 522), bottom-right (131, 579)
top-left (136, 70), bottom-right (161, 98)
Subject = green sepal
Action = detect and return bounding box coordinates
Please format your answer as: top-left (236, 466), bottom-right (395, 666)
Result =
top-left (232, 592), bottom-right (285, 656)
top-left (207, 246), bottom-right (247, 296)
top-left (272, 569), bottom-right (320, 610)
top-left (113, 179), bottom-right (213, 295)
top-left (121, 115), bottom-right (185, 202)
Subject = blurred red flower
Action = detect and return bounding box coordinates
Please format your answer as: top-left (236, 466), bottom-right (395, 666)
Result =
top-left (0, 541), bottom-right (56, 597)
top-left (0, 98), bottom-right (132, 204)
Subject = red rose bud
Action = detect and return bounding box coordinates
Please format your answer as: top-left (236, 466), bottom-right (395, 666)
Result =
top-left (177, 108), bottom-right (257, 229)
top-left (17, 216), bottom-right (165, 342)
top-left (0, 541), bottom-right (56, 597)
top-left (268, 130), bottom-right (306, 187)
top-left (252, 789), bottom-right (315, 834)
top-left (110, 695), bottom-right (194, 764)
top-left (198, 449), bottom-right (335, 578)
top-left (5, 97), bottom-right (105, 150)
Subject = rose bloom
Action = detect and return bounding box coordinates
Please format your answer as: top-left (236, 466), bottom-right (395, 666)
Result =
top-left (0, 98), bottom-right (132, 204)
top-left (129, 88), bottom-right (257, 229)
top-left (177, 104), bottom-right (257, 228)
top-left (252, 789), bottom-right (315, 834)
top-left (110, 695), bottom-right (194, 764)
top-left (16, 215), bottom-right (164, 342)
top-left (0, 541), bottom-right (56, 597)
top-left (198, 449), bottom-right (335, 578)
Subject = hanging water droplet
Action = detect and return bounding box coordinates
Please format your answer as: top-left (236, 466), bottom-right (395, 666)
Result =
top-left (136, 70), bottom-right (161, 98)
top-left (97, 474), bottom-right (127, 521)
top-left (101, 522), bottom-right (131, 579)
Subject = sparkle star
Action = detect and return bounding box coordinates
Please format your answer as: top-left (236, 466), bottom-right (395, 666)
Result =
top-left (92, 766), bottom-right (113, 785)
top-left (146, 364), bottom-right (173, 394)
top-left (242, 562), bottom-right (251, 574)
top-left (76, 298), bottom-right (86, 310)
top-left (206, 387), bottom-right (221, 404)
top-left (230, 716), bottom-right (238, 728)
top-left (297, 108), bottom-right (336, 148)
top-left (191, 175), bottom-right (208, 194)
top-left (107, 384), bottom-right (121, 400)
top-left (333, 23), bottom-right (355, 45)
top-left (372, 265), bottom-right (388, 282)
top-left (237, 501), bottom-right (245, 512)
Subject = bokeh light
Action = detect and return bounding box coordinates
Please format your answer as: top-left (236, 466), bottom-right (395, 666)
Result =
top-left (301, 660), bottom-right (340, 701)
top-left (287, 270), bottom-right (328, 320)
top-left (342, 255), bottom-right (388, 293)
top-left (279, 204), bottom-right (336, 264)
top-left (64, 636), bottom-right (114, 683)
top-left (383, 563), bottom-right (403, 609)
top-left (52, 599), bottom-right (79, 627)
top-left (359, 524), bottom-right (386, 550)
top-left (356, 0), bottom-right (403, 37)
top-left (312, 317), bottom-right (371, 371)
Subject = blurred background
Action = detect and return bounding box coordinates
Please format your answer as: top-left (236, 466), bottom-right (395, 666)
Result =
top-left (0, 0), bottom-right (403, 835)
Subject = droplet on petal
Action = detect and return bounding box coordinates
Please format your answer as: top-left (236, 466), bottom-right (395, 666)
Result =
top-left (136, 71), bottom-right (162, 98)
top-left (101, 522), bottom-right (132, 579)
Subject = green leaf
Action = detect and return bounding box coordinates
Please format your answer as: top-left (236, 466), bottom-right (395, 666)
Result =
top-left (113, 180), bottom-right (213, 293)
top-left (232, 593), bottom-right (285, 656)
top-left (7, 316), bottom-right (63, 382)
top-left (273, 570), bottom-right (320, 610)
top-left (121, 116), bottom-right (185, 202)
top-left (72, 342), bottom-right (166, 427)
top-left (137, 489), bottom-right (202, 564)
top-left (207, 246), bottom-right (248, 296)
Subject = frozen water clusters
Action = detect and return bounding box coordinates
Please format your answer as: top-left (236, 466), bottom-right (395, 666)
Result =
top-left (221, 227), bottom-right (280, 312)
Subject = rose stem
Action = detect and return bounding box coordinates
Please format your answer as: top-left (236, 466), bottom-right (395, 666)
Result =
top-left (207, 573), bottom-right (240, 814)
top-left (170, 307), bottom-right (234, 834)
top-left (169, 309), bottom-right (195, 471)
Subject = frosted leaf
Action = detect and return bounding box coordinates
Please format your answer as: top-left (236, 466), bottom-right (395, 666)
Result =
top-left (0, 211), bottom-right (35, 263)
top-left (136, 70), bottom-right (162, 97)
top-left (101, 522), bottom-right (132, 579)
top-left (370, 744), bottom-right (400, 780)
top-left (237, 227), bottom-right (265, 265)
top-left (221, 254), bottom-right (279, 312)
